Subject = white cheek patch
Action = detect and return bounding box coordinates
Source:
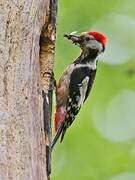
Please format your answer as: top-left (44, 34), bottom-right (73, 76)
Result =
top-left (78, 76), bottom-right (89, 107)
top-left (87, 40), bottom-right (103, 53)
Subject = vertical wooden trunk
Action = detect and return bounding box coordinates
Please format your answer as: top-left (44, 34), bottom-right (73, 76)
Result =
top-left (0, 0), bottom-right (57, 179)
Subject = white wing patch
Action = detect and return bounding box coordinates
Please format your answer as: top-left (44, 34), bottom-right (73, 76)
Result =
top-left (75, 62), bottom-right (96, 70)
top-left (78, 76), bottom-right (89, 107)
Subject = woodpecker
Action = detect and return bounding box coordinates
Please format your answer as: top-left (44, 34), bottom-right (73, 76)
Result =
top-left (51, 31), bottom-right (107, 150)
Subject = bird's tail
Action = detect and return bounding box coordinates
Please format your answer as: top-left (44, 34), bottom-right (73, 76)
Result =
top-left (51, 122), bottom-right (64, 151)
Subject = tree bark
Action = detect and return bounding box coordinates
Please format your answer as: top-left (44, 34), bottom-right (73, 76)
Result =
top-left (0, 0), bottom-right (57, 179)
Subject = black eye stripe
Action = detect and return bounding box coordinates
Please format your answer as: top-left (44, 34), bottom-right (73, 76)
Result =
top-left (85, 37), bottom-right (95, 41)
top-left (85, 37), bottom-right (90, 41)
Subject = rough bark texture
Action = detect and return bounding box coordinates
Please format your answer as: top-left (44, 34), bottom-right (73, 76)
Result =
top-left (0, 0), bottom-right (57, 179)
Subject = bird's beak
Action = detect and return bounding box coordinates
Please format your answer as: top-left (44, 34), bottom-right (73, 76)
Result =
top-left (64, 34), bottom-right (82, 45)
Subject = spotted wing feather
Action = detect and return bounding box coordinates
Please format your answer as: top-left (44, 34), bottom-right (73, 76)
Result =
top-left (60, 66), bottom-right (96, 142)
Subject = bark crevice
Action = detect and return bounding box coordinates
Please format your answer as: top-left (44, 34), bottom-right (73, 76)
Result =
top-left (39, 0), bottom-right (57, 178)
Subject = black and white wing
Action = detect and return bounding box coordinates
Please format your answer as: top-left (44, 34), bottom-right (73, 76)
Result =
top-left (60, 66), bottom-right (96, 142)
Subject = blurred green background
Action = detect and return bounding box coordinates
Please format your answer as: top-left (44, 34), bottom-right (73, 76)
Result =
top-left (52, 0), bottom-right (135, 180)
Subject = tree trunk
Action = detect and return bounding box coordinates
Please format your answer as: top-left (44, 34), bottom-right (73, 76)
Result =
top-left (0, 0), bottom-right (57, 179)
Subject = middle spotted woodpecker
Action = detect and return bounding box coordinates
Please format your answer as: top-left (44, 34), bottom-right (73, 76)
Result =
top-left (51, 31), bottom-right (107, 150)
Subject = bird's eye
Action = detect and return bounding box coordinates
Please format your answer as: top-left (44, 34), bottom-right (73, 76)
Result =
top-left (85, 37), bottom-right (90, 41)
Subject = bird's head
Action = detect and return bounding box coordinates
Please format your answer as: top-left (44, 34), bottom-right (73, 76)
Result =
top-left (64, 31), bottom-right (107, 55)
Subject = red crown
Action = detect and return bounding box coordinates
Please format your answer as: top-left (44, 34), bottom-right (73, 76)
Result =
top-left (87, 31), bottom-right (107, 47)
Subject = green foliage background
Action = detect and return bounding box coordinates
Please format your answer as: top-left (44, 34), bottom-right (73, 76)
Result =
top-left (52, 0), bottom-right (135, 179)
